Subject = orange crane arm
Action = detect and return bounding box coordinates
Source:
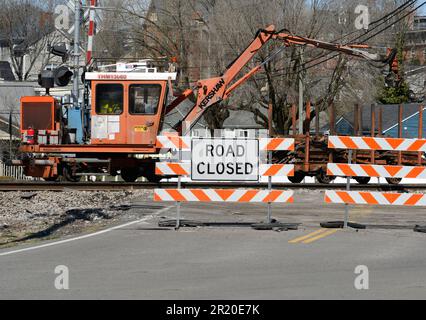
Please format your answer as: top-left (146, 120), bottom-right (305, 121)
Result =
top-left (167, 25), bottom-right (391, 135)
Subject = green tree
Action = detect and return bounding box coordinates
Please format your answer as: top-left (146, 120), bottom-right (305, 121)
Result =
top-left (378, 79), bottom-right (410, 104)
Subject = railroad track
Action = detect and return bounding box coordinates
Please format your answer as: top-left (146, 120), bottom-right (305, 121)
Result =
top-left (0, 181), bottom-right (425, 192)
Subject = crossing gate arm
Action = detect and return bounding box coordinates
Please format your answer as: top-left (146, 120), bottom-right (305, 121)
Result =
top-left (327, 163), bottom-right (426, 179)
top-left (328, 136), bottom-right (426, 152)
top-left (325, 190), bottom-right (426, 207)
top-left (155, 189), bottom-right (294, 203)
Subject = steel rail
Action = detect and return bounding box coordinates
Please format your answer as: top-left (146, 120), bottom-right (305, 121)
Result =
top-left (0, 181), bottom-right (424, 192)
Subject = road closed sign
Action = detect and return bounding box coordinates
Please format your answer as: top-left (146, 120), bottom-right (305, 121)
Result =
top-left (191, 138), bottom-right (259, 182)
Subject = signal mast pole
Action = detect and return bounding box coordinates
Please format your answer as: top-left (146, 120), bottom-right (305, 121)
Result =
top-left (72, 0), bottom-right (81, 109)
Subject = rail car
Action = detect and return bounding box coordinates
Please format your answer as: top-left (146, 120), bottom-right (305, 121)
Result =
top-left (274, 103), bottom-right (426, 185)
top-left (16, 62), bottom-right (176, 183)
top-left (12, 26), bottom-right (423, 184)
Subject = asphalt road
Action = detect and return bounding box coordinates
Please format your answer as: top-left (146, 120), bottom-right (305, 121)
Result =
top-left (1, 190), bottom-right (426, 300)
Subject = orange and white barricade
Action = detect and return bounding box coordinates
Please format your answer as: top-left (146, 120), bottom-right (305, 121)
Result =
top-left (157, 136), bottom-right (295, 152)
top-left (154, 136), bottom-right (295, 229)
top-left (155, 162), bottom-right (191, 176)
top-left (155, 189), bottom-right (294, 203)
top-left (326, 136), bottom-right (426, 227)
top-left (327, 163), bottom-right (426, 179)
top-left (259, 138), bottom-right (295, 151)
top-left (259, 164), bottom-right (295, 177)
top-left (156, 162), bottom-right (295, 178)
top-left (325, 191), bottom-right (426, 207)
top-left (156, 136), bottom-right (192, 151)
top-left (328, 136), bottom-right (426, 152)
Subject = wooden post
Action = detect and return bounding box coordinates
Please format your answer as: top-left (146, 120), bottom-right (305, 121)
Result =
top-left (304, 101), bottom-right (311, 172)
top-left (329, 102), bottom-right (335, 164)
top-left (371, 104), bottom-right (376, 164)
top-left (358, 105), bottom-right (363, 136)
top-left (268, 102), bottom-right (273, 136)
top-left (292, 104), bottom-right (297, 136)
top-left (398, 104), bottom-right (403, 165)
top-left (329, 102), bottom-right (336, 136)
top-left (378, 106), bottom-right (383, 137)
top-left (304, 101), bottom-right (311, 135)
top-left (354, 104), bottom-right (360, 136)
top-left (315, 104), bottom-right (320, 137)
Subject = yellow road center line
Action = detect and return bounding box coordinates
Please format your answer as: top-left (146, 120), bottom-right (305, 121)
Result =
top-left (302, 229), bottom-right (339, 244)
top-left (288, 229), bottom-right (328, 244)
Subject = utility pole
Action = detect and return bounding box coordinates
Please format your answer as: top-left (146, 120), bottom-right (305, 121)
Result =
top-left (298, 47), bottom-right (305, 135)
top-left (72, 0), bottom-right (81, 109)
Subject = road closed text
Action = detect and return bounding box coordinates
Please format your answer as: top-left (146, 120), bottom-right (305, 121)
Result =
top-left (191, 138), bottom-right (259, 182)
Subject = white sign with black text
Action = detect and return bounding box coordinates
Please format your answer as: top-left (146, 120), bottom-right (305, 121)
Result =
top-left (191, 138), bottom-right (259, 182)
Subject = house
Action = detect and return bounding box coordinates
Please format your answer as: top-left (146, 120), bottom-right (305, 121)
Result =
top-left (325, 103), bottom-right (426, 138)
top-left (0, 82), bottom-right (35, 141)
top-left (143, 0), bottom-right (214, 85)
top-left (406, 15), bottom-right (426, 65)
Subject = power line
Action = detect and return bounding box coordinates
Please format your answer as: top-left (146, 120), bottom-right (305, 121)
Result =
top-left (261, 0), bottom-right (423, 81)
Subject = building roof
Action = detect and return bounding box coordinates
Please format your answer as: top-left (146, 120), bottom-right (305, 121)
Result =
top-left (0, 82), bottom-right (35, 138)
top-left (223, 109), bottom-right (265, 129)
top-left (324, 104), bottom-right (425, 135)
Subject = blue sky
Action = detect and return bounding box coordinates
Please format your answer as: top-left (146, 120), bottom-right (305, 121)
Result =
top-left (417, 0), bottom-right (426, 14)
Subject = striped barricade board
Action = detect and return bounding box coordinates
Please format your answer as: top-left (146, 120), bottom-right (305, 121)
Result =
top-left (156, 136), bottom-right (192, 151)
top-left (325, 191), bottom-right (426, 207)
top-left (155, 189), bottom-right (294, 203)
top-left (327, 163), bottom-right (426, 179)
top-left (259, 138), bottom-right (295, 151)
top-left (155, 162), bottom-right (191, 176)
top-left (156, 136), bottom-right (295, 152)
top-left (156, 162), bottom-right (295, 177)
top-left (328, 136), bottom-right (426, 152)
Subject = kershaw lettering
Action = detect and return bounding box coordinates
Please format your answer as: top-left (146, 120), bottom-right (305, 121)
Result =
top-left (199, 78), bottom-right (225, 108)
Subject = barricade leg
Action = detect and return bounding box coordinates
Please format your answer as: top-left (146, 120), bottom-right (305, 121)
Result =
top-left (344, 150), bottom-right (353, 228)
top-left (267, 150), bottom-right (272, 224)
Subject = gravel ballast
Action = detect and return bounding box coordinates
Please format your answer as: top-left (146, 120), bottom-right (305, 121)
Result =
top-left (0, 190), bottom-right (154, 246)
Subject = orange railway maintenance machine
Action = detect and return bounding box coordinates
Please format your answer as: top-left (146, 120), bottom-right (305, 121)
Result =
top-left (16, 25), bottom-right (396, 182)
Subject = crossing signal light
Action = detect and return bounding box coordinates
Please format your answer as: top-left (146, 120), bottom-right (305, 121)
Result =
top-left (54, 66), bottom-right (73, 87)
top-left (49, 43), bottom-right (69, 63)
top-left (38, 66), bottom-right (73, 91)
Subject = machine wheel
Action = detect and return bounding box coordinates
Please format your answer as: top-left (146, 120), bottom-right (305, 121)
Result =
top-left (386, 178), bottom-right (402, 185)
top-left (121, 168), bottom-right (139, 183)
top-left (288, 172), bottom-right (305, 184)
top-left (145, 173), bottom-right (163, 183)
top-left (44, 176), bottom-right (60, 182)
top-left (62, 166), bottom-right (81, 183)
top-left (354, 177), bottom-right (371, 185)
top-left (142, 162), bottom-right (163, 183)
top-left (316, 169), bottom-right (335, 184)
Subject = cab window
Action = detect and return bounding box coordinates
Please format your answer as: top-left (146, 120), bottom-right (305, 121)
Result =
top-left (129, 84), bottom-right (161, 115)
top-left (96, 84), bottom-right (124, 115)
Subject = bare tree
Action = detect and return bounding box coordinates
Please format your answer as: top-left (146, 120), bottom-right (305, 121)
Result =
top-left (92, 0), bottom-right (414, 132)
top-left (0, 0), bottom-right (58, 81)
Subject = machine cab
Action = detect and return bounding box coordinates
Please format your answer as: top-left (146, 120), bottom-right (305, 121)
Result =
top-left (86, 62), bottom-right (177, 148)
